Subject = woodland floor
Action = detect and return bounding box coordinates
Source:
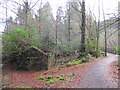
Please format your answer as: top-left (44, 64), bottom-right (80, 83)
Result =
top-left (2, 53), bottom-right (119, 88)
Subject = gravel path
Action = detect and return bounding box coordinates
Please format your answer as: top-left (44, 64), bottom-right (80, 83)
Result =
top-left (78, 53), bottom-right (118, 88)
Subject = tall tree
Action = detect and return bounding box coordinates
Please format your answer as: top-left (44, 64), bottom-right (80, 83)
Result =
top-left (64, 1), bottom-right (81, 48)
top-left (40, 2), bottom-right (54, 39)
top-left (5, 0), bottom-right (8, 33)
top-left (96, 0), bottom-right (101, 58)
top-left (55, 6), bottom-right (64, 53)
top-left (80, 0), bottom-right (86, 53)
top-left (37, 0), bottom-right (43, 39)
top-left (55, 6), bottom-right (64, 44)
top-left (66, 1), bottom-right (72, 44)
top-left (102, 1), bottom-right (107, 56)
top-left (118, 1), bottom-right (120, 38)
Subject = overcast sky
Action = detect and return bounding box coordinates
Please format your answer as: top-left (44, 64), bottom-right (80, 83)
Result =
top-left (0, 0), bottom-right (119, 32)
top-left (48, 0), bottom-right (119, 20)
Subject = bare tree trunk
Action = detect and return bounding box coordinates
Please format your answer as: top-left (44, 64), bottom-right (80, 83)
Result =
top-left (38, 12), bottom-right (41, 38)
top-left (80, 0), bottom-right (86, 53)
top-left (68, 2), bottom-right (71, 45)
top-left (102, 2), bottom-right (107, 56)
top-left (96, 23), bottom-right (100, 57)
top-left (118, 1), bottom-right (120, 68)
top-left (38, 1), bottom-right (43, 40)
top-left (118, 1), bottom-right (120, 38)
top-left (96, 0), bottom-right (100, 58)
top-left (104, 19), bottom-right (107, 56)
top-left (24, 0), bottom-right (28, 29)
top-left (54, 16), bottom-right (58, 66)
top-left (87, 10), bottom-right (92, 54)
top-left (5, 1), bottom-right (8, 34)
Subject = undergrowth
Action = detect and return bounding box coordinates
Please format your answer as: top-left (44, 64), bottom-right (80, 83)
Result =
top-left (36, 73), bottom-right (76, 86)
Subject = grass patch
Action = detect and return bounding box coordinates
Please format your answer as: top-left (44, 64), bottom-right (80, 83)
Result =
top-left (36, 73), bottom-right (76, 86)
top-left (60, 74), bottom-right (64, 76)
top-left (59, 77), bottom-right (65, 80)
top-left (16, 86), bottom-right (31, 88)
top-left (60, 83), bottom-right (65, 86)
top-left (56, 75), bottom-right (62, 78)
top-left (46, 79), bottom-right (56, 85)
top-left (67, 73), bottom-right (75, 77)
top-left (45, 75), bottom-right (54, 79)
top-left (66, 60), bottom-right (83, 67)
top-left (45, 79), bottom-right (50, 82)
top-left (36, 76), bottom-right (44, 80)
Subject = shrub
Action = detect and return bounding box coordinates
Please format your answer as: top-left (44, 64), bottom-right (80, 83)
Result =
top-left (1, 76), bottom-right (9, 88)
top-left (82, 57), bottom-right (86, 62)
top-left (2, 27), bottom-right (41, 56)
top-left (41, 36), bottom-right (55, 52)
top-left (85, 39), bottom-right (101, 57)
top-left (52, 43), bottom-right (75, 57)
top-left (86, 54), bottom-right (92, 59)
top-left (3, 28), bottom-right (28, 54)
top-left (91, 50), bottom-right (101, 57)
top-left (115, 46), bottom-right (120, 55)
top-left (78, 52), bottom-right (86, 57)
top-left (80, 54), bottom-right (93, 62)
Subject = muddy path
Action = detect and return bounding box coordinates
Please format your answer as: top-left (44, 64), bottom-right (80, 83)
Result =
top-left (78, 53), bottom-right (118, 88)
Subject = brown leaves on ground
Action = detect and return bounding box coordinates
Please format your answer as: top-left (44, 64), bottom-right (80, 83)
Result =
top-left (2, 62), bottom-right (88, 88)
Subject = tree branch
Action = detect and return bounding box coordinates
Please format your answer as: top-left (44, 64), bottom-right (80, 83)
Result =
top-left (107, 28), bottom-right (120, 40)
top-left (30, 0), bottom-right (39, 9)
top-left (72, 4), bottom-right (81, 13)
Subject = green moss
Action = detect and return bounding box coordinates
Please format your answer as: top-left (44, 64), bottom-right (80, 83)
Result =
top-left (16, 86), bottom-right (31, 88)
top-left (60, 74), bottom-right (64, 76)
top-left (60, 83), bottom-right (65, 86)
top-left (46, 79), bottom-right (56, 85)
top-left (67, 73), bottom-right (75, 77)
top-left (59, 77), bottom-right (65, 80)
top-left (67, 60), bottom-right (83, 67)
top-left (45, 79), bottom-right (49, 81)
top-left (36, 76), bottom-right (44, 80)
top-left (56, 75), bottom-right (62, 78)
top-left (46, 75), bottom-right (54, 79)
